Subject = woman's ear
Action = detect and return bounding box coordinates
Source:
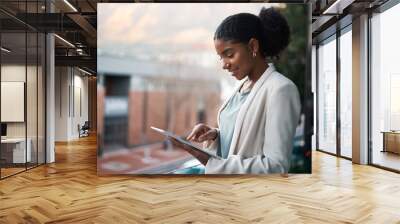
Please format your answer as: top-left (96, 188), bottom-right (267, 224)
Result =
top-left (248, 38), bottom-right (260, 55)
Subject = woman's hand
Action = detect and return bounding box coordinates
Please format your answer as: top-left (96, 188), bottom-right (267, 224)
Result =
top-left (169, 138), bottom-right (209, 165)
top-left (186, 123), bottom-right (218, 143)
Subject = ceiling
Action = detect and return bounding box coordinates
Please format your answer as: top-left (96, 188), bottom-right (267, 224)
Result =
top-left (0, 0), bottom-right (100, 74)
top-left (0, 0), bottom-right (161, 74)
top-left (0, 0), bottom-right (393, 74)
top-left (311, 0), bottom-right (390, 42)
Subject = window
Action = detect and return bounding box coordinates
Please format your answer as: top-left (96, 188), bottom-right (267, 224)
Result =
top-left (312, 45), bottom-right (317, 151)
top-left (317, 35), bottom-right (337, 154)
top-left (339, 27), bottom-right (352, 158)
top-left (371, 2), bottom-right (400, 171)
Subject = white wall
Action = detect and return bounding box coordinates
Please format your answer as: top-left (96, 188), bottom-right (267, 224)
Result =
top-left (1, 65), bottom-right (26, 81)
top-left (1, 66), bottom-right (26, 135)
top-left (55, 66), bottom-right (69, 141)
top-left (1, 65), bottom-right (36, 137)
top-left (1, 65), bottom-right (26, 142)
top-left (55, 67), bottom-right (89, 141)
top-left (71, 71), bottom-right (89, 138)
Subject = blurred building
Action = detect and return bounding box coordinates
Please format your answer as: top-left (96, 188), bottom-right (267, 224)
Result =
top-left (97, 56), bottom-right (221, 153)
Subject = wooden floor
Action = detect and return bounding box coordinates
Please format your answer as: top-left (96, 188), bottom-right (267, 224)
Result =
top-left (372, 150), bottom-right (400, 171)
top-left (1, 135), bottom-right (400, 223)
top-left (1, 167), bottom-right (26, 178)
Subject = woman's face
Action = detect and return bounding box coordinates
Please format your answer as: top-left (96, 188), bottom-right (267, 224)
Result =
top-left (214, 39), bottom-right (254, 80)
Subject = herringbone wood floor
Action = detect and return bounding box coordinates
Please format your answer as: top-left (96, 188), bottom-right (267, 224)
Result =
top-left (1, 135), bottom-right (400, 224)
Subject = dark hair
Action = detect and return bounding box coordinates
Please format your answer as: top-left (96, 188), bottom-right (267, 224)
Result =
top-left (214, 7), bottom-right (290, 58)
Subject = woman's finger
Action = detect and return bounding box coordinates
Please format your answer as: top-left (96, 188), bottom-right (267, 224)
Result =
top-left (187, 128), bottom-right (199, 141)
top-left (186, 124), bottom-right (206, 141)
top-left (197, 133), bottom-right (208, 142)
top-left (198, 129), bottom-right (215, 142)
top-left (186, 126), bottom-right (199, 140)
top-left (186, 132), bottom-right (194, 141)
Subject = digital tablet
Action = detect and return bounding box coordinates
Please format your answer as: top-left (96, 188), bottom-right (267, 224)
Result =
top-left (150, 126), bottom-right (221, 159)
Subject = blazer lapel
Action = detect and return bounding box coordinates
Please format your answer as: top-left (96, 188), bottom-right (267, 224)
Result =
top-left (228, 64), bottom-right (276, 156)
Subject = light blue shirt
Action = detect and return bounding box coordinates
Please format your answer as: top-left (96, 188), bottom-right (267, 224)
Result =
top-left (218, 89), bottom-right (251, 158)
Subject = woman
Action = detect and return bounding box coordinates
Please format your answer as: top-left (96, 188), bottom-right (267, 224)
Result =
top-left (174, 7), bottom-right (301, 174)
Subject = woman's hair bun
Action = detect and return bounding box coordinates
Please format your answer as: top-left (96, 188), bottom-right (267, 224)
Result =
top-left (258, 7), bottom-right (290, 57)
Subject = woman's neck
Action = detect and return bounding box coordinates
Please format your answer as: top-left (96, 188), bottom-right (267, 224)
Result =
top-left (248, 60), bottom-right (269, 83)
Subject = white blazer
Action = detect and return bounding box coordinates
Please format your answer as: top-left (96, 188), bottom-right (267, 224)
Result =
top-left (204, 64), bottom-right (301, 174)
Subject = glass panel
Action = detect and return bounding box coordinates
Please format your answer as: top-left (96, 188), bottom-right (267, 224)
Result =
top-left (339, 28), bottom-right (352, 158)
top-left (317, 36), bottom-right (337, 154)
top-left (27, 30), bottom-right (38, 169)
top-left (38, 32), bottom-right (45, 165)
top-left (371, 4), bottom-right (400, 171)
top-left (0, 1), bottom-right (46, 178)
top-left (1, 30), bottom-right (27, 177)
top-left (312, 45), bottom-right (317, 151)
top-left (26, 0), bottom-right (39, 170)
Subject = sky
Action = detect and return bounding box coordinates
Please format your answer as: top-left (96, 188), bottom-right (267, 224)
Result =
top-left (98, 3), bottom-right (284, 69)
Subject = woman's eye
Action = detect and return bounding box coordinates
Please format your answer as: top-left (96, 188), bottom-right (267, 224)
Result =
top-left (218, 53), bottom-right (233, 60)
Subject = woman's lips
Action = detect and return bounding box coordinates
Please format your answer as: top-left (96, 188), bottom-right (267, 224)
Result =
top-left (230, 69), bottom-right (239, 76)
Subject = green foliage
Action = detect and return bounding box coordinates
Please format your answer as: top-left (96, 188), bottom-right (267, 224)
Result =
top-left (273, 4), bottom-right (308, 103)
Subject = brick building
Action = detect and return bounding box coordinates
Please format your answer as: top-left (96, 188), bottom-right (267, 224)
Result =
top-left (98, 56), bottom-right (221, 153)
